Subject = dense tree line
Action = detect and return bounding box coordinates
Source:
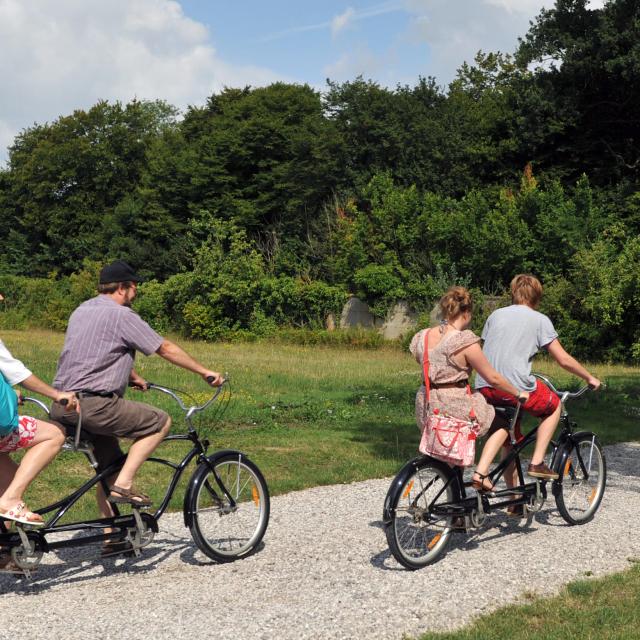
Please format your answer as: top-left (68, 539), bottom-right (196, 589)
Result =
top-left (0, 0), bottom-right (639, 360)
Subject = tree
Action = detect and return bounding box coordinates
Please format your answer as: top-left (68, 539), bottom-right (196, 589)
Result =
top-left (3, 99), bottom-right (178, 275)
top-left (516, 0), bottom-right (640, 188)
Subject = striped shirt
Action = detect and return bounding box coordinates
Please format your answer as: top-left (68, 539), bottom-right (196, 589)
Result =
top-left (54, 295), bottom-right (163, 397)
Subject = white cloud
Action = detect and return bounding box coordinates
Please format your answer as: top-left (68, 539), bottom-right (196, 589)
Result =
top-left (324, 46), bottom-right (385, 81)
top-left (401, 0), bottom-right (553, 87)
top-left (0, 0), bottom-right (284, 165)
top-left (483, 0), bottom-right (550, 14)
top-left (331, 7), bottom-right (356, 37)
top-left (262, 2), bottom-right (403, 43)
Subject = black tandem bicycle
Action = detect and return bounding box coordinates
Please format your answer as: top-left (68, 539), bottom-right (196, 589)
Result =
top-left (383, 374), bottom-right (606, 569)
top-left (0, 381), bottom-right (270, 577)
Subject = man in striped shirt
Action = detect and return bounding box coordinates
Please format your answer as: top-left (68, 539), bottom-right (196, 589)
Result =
top-left (51, 260), bottom-right (222, 512)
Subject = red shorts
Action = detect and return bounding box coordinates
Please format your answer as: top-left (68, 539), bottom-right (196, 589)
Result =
top-left (0, 416), bottom-right (38, 453)
top-left (479, 380), bottom-right (560, 443)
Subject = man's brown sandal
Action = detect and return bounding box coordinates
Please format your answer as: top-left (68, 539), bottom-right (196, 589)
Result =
top-left (100, 539), bottom-right (135, 558)
top-left (107, 485), bottom-right (152, 506)
top-left (506, 504), bottom-right (525, 518)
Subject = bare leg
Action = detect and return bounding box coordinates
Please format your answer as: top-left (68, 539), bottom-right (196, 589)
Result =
top-left (0, 454), bottom-right (18, 496)
top-left (0, 420), bottom-right (65, 511)
top-left (97, 474), bottom-right (118, 519)
top-left (530, 404), bottom-right (561, 466)
top-left (109, 417), bottom-right (171, 496)
top-left (501, 447), bottom-right (519, 490)
top-left (473, 428), bottom-right (509, 489)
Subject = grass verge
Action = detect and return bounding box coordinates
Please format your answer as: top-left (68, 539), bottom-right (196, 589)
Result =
top-left (2, 329), bottom-right (639, 518)
top-left (419, 560), bottom-right (640, 640)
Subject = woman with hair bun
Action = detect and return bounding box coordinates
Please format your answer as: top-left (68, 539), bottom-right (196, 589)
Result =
top-left (409, 286), bottom-right (530, 491)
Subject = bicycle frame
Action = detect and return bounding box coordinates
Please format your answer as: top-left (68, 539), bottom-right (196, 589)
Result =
top-left (0, 382), bottom-right (236, 554)
top-left (420, 383), bottom-right (587, 521)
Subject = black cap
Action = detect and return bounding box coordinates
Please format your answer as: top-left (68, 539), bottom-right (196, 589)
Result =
top-left (99, 260), bottom-right (143, 284)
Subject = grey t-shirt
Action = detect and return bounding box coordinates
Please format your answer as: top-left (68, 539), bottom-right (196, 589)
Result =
top-left (54, 295), bottom-right (163, 397)
top-left (474, 304), bottom-right (558, 392)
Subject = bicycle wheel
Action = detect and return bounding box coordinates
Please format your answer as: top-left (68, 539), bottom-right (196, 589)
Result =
top-left (187, 453), bottom-right (270, 562)
top-left (384, 458), bottom-right (456, 569)
top-left (555, 433), bottom-right (606, 525)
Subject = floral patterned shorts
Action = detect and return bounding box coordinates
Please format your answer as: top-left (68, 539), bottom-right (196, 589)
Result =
top-left (0, 416), bottom-right (38, 453)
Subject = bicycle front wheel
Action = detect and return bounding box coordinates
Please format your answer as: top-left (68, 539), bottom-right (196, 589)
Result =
top-left (187, 452), bottom-right (270, 562)
top-left (555, 434), bottom-right (606, 525)
top-left (384, 458), bottom-right (456, 569)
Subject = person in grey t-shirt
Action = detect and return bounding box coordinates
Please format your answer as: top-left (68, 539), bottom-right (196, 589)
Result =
top-left (51, 260), bottom-right (223, 524)
top-left (476, 274), bottom-right (601, 485)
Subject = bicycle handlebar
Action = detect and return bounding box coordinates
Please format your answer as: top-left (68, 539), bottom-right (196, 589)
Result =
top-left (532, 373), bottom-right (597, 403)
top-left (146, 380), bottom-right (227, 416)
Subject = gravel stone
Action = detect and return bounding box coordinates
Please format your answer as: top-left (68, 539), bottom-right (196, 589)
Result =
top-left (1, 442), bottom-right (639, 640)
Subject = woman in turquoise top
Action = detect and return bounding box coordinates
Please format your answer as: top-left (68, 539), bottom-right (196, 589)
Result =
top-left (0, 334), bottom-right (76, 526)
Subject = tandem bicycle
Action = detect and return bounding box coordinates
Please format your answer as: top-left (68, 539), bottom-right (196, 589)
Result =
top-left (0, 380), bottom-right (270, 577)
top-left (383, 374), bottom-right (606, 569)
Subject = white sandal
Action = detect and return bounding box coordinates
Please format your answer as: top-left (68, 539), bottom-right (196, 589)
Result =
top-left (0, 501), bottom-right (44, 526)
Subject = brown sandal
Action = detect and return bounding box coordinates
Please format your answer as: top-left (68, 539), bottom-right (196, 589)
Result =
top-left (471, 472), bottom-right (494, 493)
top-left (100, 539), bottom-right (135, 558)
top-left (107, 485), bottom-right (152, 506)
top-left (507, 504), bottom-right (525, 518)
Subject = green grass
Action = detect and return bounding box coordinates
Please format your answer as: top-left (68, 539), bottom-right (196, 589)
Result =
top-left (419, 560), bottom-right (640, 640)
top-left (3, 329), bottom-right (640, 636)
top-left (3, 329), bottom-right (639, 517)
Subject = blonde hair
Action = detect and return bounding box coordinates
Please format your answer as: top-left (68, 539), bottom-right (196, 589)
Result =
top-left (438, 286), bottom-right (473, 322)
top-left (510, 274), bottom-right (543, 307)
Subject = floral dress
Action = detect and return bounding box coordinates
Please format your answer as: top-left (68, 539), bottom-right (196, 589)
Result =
top-left (409, 328), bottom-right (495, 437)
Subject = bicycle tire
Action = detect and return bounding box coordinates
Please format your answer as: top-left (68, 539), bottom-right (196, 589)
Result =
top-left (555, 433), bottom-right (606, 525)
top-left (384, 457), bottom-right (456, 570)
top-left (187, 453), bottom-right (270, 562)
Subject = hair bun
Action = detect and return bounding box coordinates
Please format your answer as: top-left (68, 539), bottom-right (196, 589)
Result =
top-left (438, 286), bottom-right (473, 322)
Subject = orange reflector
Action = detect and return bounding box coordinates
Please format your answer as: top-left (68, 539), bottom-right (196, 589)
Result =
top-left (588, 488), bottom-right (597, 504)
top-left (403, 480), bottom-right (414, 498)
top-left (564, 461), bottom-right (572, 476)
top-left (252, 485), bottom-right (260, 506)
top-left (428, 533), bottom-right (442, 550)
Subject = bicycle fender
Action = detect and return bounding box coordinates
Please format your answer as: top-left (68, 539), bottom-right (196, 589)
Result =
top-left (551, 431), bottom-right (598, 497)
top-left (382, 456), bottom-right (458, 523)
top-left (183, 449), bottom-right (249, 528)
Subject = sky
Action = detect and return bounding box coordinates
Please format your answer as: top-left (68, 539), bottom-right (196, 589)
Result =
top-left (0, 0), bottom-right (606, 165)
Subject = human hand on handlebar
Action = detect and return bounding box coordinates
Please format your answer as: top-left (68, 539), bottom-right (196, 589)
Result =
top-left (517, 391), bottom-right (530, 405)
top-left (129, 370), bottom-right (149, 391)
top-left (202, 370), bottom-right (224, 386)
top-left (56, 391), bottom-right (78, 412)
top-left (587, 376), bottom-right (601, 391)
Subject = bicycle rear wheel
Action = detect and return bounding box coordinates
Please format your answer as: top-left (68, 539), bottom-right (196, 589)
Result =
top-left (187, 452), bottom-right (270, 562)
top-left (555, 433), bottom-right (606, 525)
top-left (384, 458), bottom-right (456, 569)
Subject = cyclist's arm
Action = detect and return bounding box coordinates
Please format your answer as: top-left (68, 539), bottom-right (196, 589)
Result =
top-left (19, 374), bottom-right (77, 406)
top-left (463, 344), bottom-right (529, 401)
top-left (546, 339), bottom-right (601, 389)
top-left (156, 339), bottom-right (223, 386)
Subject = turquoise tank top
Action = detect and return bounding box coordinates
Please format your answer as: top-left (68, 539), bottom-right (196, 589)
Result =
top-left (0, 373), bottom-right (19, 436)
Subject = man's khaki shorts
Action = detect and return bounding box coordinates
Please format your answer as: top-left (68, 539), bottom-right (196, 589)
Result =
top-left (50, 395), bottom-right (170, 472)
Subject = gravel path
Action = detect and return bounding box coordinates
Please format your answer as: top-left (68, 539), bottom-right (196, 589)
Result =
top-left (1, 442), bottom-right (639, 640)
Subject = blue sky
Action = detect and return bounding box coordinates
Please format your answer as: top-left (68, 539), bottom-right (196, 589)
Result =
top-left (0, 0), bottom-right (605, 165)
